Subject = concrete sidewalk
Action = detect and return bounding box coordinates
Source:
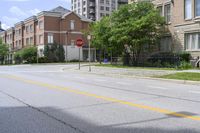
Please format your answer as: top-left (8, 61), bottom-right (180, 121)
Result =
top-left (69, 65), bottom-right (178, 77)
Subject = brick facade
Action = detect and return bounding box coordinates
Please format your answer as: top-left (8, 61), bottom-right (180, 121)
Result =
top-left (0, 6), bottom-right (94, 63)
top-left (128, 0), bottom-right (200, 58)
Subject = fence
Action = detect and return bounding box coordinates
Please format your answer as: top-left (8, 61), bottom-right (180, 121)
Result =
top-left (107, 56), bottom-right (181, 68)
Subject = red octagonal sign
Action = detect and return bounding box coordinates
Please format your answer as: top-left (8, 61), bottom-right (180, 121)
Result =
top-left (76, 38), bottom-right (84, 47)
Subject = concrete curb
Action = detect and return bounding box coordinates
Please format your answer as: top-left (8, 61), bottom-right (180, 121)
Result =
top-left (63, 67), bottom-right (200, 86)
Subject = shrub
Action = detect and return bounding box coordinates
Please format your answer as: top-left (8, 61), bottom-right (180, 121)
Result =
top-left (147, 52), bottom-right (180, 67)
top-left (178, 52), bottom-right (191, 62)
top-left (44, 43), bottom-right (65, 63)
top-left (38, 57), bottom-right (49, 63)
top-left (177, 61), bottom-right (192, 70)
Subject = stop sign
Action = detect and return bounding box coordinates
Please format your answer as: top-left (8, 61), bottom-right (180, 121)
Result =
top-left (76, 38), bottom-right (84, 47)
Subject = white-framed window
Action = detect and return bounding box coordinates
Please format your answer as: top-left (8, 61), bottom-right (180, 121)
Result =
top-left (39, 35), bottom-right (43, 44)
top-left (164, 4), bottom-right (171, 24)
top-left (185, 33), bottom-right (200, 51)
top-left (71, 40), bottom-right (75, 46)
top-left (70, 20), bottom-right (75, 30)
top-left (26, 38), bottom-right (29, 45)
top-left (195, 0), bottom-right (200, 17)
top-left (26, 26), bottom-right (29, 33)
top-left (30, 37), bottom-right (33, 45)
top-left (30, 24), bottom-right (33, 33)
top-left (39, 21), bottom-right (44, 30)
top-left (48, 33), bottom-right (54, 44)
top-left (157, 6), bottom-right (163, 16)
top-left (185, 0), bottom-right (192, 19)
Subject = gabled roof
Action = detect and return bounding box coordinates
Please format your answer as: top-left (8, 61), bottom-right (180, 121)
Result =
top-left (62, 12), bottom-right (93, 22)
top-left (49, 6), bottom-right (70, 15)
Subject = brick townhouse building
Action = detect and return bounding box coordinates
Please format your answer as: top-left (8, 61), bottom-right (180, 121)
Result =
top-left (128, 0), bottom-right (200, 59)
top-left (0, 6), bottom-right (95, 63)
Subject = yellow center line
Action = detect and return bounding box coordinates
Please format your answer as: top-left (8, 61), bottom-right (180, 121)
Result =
top-left (3, 74), bottom-right (200, 122)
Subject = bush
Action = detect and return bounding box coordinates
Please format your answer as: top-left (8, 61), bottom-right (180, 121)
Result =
top-left (178, 52), bottom-right (191, 62)
top-left (147, 52), bottom-right (180, 67)
top-left (14, 46), bottom-right (37, 64)
top-left (38, 57), bottom-right (49, 63)
top-left (177, 61), bottom-right (192, 70)
top-left (44, 43), bottom-right (65, 63)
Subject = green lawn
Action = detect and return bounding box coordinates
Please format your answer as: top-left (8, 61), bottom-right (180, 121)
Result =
top-left (158, 72), bottom-right (200, 81)
top-left (95, 64), bottom-right (176, 70)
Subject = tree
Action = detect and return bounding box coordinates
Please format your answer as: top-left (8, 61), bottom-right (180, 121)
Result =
top-left (43, 43), bottom-right (65, 63)
top-left (0, 38), bottom-right (9, 64)
top-left (57, 44), bottom-right (65, 62)
top-left (110, 2), bottom-right (165, 65)
top-left (14, 46), bottom-right (37, 64)
top-left (89, 16), bottom-right (113, 63)
top-left (21, 47), bottom-right (37, 63)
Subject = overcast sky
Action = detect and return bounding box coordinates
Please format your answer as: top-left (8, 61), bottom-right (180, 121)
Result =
top-left (0, 0), bottom-right (71, 29)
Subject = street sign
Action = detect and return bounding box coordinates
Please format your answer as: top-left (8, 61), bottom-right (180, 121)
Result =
top-left (76, 38), bottom-right (84, 47)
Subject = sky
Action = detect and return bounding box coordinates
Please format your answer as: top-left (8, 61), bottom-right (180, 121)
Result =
top-left (0, 0), bottom-right (71, 30)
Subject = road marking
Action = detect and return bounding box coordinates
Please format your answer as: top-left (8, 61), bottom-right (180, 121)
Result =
top-left (189, 91), bottom-right (200, 94)
top-left (3, 75), bottom-right (200, 122)
top-left (148, 85), bottom-right (168, 90)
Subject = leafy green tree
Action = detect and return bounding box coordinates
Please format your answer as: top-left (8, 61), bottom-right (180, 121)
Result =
top-left (21, 47), bottom-right (37, 63)
top-left (14, 46), bottom-right (37, 64)
top-left (44, 44), bottom-right (50, 59)
top-left (89, 16), bottom-right (113, 63)
top-left (0, 38), bottom-right (9, 64)
top-left (110, 2), bottom-right (165, 65)
top-left (43, 43), bottom-right (65, 63)
top-left (57, 44), bottom-right (65, 62)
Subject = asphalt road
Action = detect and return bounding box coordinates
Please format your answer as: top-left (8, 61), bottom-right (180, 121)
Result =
top-left (0, 64), bottom-right (200, 133)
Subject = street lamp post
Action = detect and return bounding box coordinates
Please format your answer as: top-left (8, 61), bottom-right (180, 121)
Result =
top-left (87, 34), bottom-right (91, 72)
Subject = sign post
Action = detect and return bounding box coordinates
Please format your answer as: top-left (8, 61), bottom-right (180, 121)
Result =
top-left (76, 39), bottom-right (84, 70)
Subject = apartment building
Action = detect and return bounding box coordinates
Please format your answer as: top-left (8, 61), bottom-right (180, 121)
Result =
top-left (128, 0), bottom-right (200, 58)
top-left (0, 6), bottom-right (96, 63)
top-left (71, 0), bottom-right (128, 21)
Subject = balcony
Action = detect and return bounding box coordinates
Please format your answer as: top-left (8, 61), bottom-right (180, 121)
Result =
top-left (89, 2), bottom-right (95, 7)
top-left (89, 9), bottom-right (95, 14)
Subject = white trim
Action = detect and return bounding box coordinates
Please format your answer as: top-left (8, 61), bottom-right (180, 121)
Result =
top-left (44, 30), bottom-right (83, 34)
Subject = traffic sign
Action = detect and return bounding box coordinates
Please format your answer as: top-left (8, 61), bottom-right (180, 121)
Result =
top-left (76, 38), bottom-right (84, 47)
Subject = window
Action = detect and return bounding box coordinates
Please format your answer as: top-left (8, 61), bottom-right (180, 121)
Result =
top-left (185, 33), bottom-right (200, 50)
top-left (39, 21), bottom-right (44, 30)
top-left (164, 4), bottom-right (171, 24)
top-left (100, 13), bottom-right (104, 17)
top-left (106, 7), bottom-right (110, 11)
top-left (195, 0), bottom-right (200, 17)
top-left (19, 29), bottom-right (21, 36)
top-left (100, 6), bottom-right (104, 10)
top-left (100, 0), bottom-right (104, 4)
top-left (30, 25), bottom-right (33, 33)
top-left (26, 38), bottom-right (29, 45)
top-left (157, 6), bottom-right (163, 16)
top-left (70, 20), bottom-right (75, 30)
top-left (106, 0), bottom-right (109, 5)
top-left (26, 26), bottom-right (29, 33)
top-left (30, 37), bottom-right (33, 45)
top-left (48, 33), bottom-right (54, 44)
top-left (71, 40), bottom-right (75, 46)
top-left (185, 0), bottom-right (192, 19)
top-left (39, 35), bottom-right (43, 44)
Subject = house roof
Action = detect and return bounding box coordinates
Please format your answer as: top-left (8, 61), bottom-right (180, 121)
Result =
top-left (49, 6), bottom-right (70, 15)
top-left (62, 12), bottom-right (93, 22)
